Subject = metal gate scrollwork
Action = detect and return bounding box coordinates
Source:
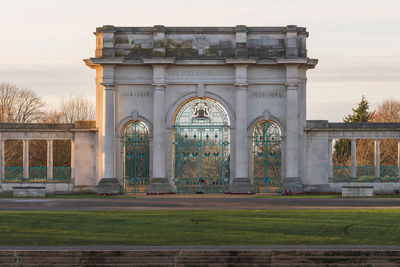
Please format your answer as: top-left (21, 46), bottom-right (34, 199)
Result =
top-left (121, 121), bottom-right (149, 193)
top-left (173, 97), bottom-right (230, 193)
top-left (253, 121), bottom-right (282, 193)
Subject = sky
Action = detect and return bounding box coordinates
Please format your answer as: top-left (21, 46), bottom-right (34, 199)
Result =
top-left (0, 0), bottom-right (399, 122)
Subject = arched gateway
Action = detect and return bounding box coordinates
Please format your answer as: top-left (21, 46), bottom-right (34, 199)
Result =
top-left (252, 121), bottom-right (282, 193)
top-left (173, 97), bottom-right (230, 193)
top-left (121, 121), bottom-right (150, 193)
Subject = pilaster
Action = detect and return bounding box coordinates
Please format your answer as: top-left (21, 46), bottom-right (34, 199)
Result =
top-left (97, 82), bottom-right (120, 194)
top-left (230, 63), bottom-right (253, 193)
top-left (286, 25), bottom-right (298, 58)
top-left (147, 64), bottom-right (172, 193)
top-left (235, 25), bottom-right (247, 57)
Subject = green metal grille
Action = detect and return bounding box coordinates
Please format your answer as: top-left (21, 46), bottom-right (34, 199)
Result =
top-left (333, 166), bottom-right (351, 180)
top-left (380, 166), bottom-right (398, 181)
top-left (252, 121), bottom-right (281, 193)
top-left (5, 167), bottom-right (23, 182)
top-left (357, 166), bottom-right (374, 181)
top-left (29, 167), bottom-right (46, 182)
top-left (121, 121), bottom-right (149, 193)
top-left (53, 167), bottom-right (71, 182)
top-left (173, 98), bottom-right (230, 193)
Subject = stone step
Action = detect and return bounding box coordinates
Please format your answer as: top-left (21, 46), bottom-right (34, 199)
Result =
top-left (0, 250), bottom-right (399, 266)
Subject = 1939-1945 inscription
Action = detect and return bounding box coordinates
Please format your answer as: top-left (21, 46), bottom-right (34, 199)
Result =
top-left (250, 90), bottom-right (283, 98)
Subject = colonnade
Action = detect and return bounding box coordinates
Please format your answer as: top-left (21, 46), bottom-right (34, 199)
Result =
top-left (328, 138), bottom-right (400, 179)
top-left (0, 139), bottom-right (74, 183)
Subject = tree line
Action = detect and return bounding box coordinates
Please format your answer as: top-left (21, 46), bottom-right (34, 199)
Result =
top-left (1, 81), bottom-right (95, 171)
top-left (0, 81), bottom-right (95, 124)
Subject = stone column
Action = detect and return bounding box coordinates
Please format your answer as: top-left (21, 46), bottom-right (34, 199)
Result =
top-left (351, 139), bottom-right (357, 178)
top-left (23, 139), bottom-right (29, 181)
top-left (148, 64), bottom-right (171, 193)
top-left (47, 140), bottom-right (53, 182)
top-left (283, 83), bottom-right (302, 192)
top-left (374, 139), bottom-right (380, 179)
top-left (328, 138), bottom-right (333, 178)
top-left (97, 83), bottom-right (120, 193)
top-left (229, 63), bottom-right (253, 193)
top-left (152, 84), bottom-right (166, 178)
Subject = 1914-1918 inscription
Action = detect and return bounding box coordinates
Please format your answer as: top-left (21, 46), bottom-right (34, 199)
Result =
top-left (120, 91), bottom-right (150, 98)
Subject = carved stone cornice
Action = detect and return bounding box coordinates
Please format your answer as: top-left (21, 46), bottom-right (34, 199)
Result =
top-left (142, 58), bottom-right (175, 65)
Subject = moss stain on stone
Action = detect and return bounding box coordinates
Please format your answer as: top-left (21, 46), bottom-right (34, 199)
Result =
top-left (114, 37), bottom-right (129, 44)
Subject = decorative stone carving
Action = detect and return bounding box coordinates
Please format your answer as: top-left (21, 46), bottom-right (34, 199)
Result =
top-left (193, 34), bottom-right (209, 55)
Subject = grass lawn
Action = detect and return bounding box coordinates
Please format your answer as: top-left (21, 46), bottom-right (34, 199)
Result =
top-left (0, 210), bottom-right (399, 246)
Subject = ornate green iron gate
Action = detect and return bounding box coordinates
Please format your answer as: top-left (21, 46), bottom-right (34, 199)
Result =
top-left (121, 121), bottom-right (149, 193)
top-left (253, 121), bottom-right (282, 193)
top-left (173, 98), bottom-right (230, 193)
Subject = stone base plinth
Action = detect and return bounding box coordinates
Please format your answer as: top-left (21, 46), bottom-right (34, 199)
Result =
top-left (282, 177), bottom-right (303, 193)
top-left (97, 178), bottom-right (121, 194)
top-left (13, 186), bottom-right (45, 197)
top-left (147, 178), bottom-right (173, 194)
top-left (229, 178), bottom-right (254, 194)
top-left (342, 186), bottom-right (374, 197)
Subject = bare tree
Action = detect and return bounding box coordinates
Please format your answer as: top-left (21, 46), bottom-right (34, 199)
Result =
top-left (0, 82), bottom-right (44, 123)
top-left (39, 109), bottom-right (63, 123)
top-left (373, 99), bottom-right (400, 123)
top-left (59, 95), bottom-right (95, 123)
top-left (372, 99), bottom-right (400, 166)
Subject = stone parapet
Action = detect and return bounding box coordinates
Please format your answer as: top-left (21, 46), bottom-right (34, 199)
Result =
top-left (91, 25), bottom-right (310, 61)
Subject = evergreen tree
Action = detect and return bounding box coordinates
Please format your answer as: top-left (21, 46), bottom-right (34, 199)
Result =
top-left (343, 95), bottom-right (373, 123)
top-left (333, 95), bottom-right (373, 166)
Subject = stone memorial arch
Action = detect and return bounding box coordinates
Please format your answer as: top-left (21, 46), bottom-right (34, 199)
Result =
top-left (84, 25), bottom-right (318, 194)
top-left (1, 25), bottom-right (400, 195)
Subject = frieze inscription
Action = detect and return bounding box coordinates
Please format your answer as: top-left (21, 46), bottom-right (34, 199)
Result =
top-left (120, 91), bottom-right (150, 98)
top-left (250, 90), bottom-right (283, 98)
top-left (167, 69), bottom-right (234, 78)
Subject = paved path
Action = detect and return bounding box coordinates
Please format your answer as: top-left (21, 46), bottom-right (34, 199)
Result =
top-left (0, 195), bottom-right (399, 211)
top-left (1, 245), bottom-right (400, 250)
